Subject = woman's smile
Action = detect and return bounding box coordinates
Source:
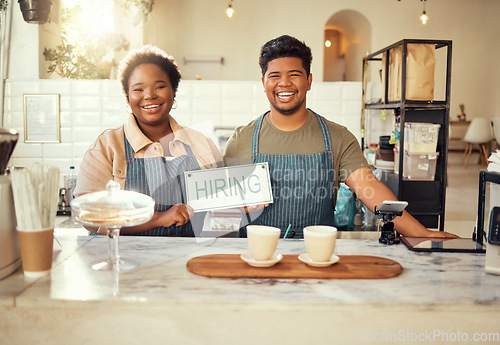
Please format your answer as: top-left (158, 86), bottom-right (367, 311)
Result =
top-left (141, 103), bottom-right (164, 114)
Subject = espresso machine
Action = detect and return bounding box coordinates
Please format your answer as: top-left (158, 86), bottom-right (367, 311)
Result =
top-left (0, 127), bottom-right (21, 280)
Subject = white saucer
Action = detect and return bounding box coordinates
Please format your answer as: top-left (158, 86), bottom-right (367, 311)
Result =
top-left (240, 252), bottom-right (283, 267)
top-left (298, 253), bottom-right (340, 267)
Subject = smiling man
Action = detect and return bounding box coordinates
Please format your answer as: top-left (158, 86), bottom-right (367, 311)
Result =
top-left (224, 35), bottom-right (457, 240)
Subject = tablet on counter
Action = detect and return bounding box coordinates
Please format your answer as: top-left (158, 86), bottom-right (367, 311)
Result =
top-left (401, 237), bottom-right (485, 253)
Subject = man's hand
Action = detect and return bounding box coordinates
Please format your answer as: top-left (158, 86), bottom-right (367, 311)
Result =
top-left (419, 229), bottom-right (460, 239)
top-left (239, 203), bottom-right (269, 213)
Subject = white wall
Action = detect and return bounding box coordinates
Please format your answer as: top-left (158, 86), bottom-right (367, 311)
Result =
top-left (3, 79), bottom-right (126, 177)
top-left (149, 0), bottom-right (500, 119)
top-left (3, 78), bottom-right (373, 180)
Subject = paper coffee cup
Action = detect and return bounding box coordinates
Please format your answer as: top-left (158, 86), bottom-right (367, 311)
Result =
top-left (17, 228), bottom-right (54, 278)
top-left (304, 225), bottom-right (337, 262)
top-left (247, 225), bottom-right (280, 261)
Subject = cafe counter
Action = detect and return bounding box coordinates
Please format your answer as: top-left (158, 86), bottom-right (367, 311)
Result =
top-left (1, 233), bottom-right (499, 344)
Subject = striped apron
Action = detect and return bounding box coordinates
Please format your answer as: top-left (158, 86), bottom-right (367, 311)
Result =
top-left (240, 111), bottom-right (335, 238)
top-left (123, 130), bottom-right (203, 236)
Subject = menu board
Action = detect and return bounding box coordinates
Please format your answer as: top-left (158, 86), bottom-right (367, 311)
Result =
top-left (23, 94), bottom-right (60, 143)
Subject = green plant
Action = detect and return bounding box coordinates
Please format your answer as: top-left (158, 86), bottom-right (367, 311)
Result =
top-left (43, 42), bottom-right (105, 79)
top-left (0, 0), bottom-right (8, 12)
top-left (122, 0), bottom-right (154, 21)
top-left (43, 34), bottom-right (129, 79)
top-left (43, 1), bottom-right (129, 79)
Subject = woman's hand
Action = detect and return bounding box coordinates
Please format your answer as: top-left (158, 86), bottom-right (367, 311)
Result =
top-left (161, 203), bottom-right (194, 227)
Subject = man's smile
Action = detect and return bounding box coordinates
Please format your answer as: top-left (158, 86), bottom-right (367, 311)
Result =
top-left (276, 91), bottom-right (295, 102)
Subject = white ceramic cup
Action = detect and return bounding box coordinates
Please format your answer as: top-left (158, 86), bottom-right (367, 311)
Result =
top-left (246, 225), bottom-right (281, 261)
top-left (303, 225), bottom-right (337, 262)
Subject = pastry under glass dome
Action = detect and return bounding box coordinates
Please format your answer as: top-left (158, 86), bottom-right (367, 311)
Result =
top-left (71, 180), bottom-right (155, 271)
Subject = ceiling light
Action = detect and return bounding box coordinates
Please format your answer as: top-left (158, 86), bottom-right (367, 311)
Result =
top-left (325, 40), bottom-right (332, 48)
top-left (419, 11), bottom-right (429, 25)
top-left (226, 0), bottom-right (234, 18)
top-left (419, 0), bottom-right (429, 25)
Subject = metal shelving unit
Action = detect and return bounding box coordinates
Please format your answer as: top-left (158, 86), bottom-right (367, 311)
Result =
top-left (362, 39), bottom-right (452, 230)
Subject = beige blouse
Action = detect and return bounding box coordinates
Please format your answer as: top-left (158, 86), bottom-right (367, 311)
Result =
top-left (74, 114), bottom-right (223, 197)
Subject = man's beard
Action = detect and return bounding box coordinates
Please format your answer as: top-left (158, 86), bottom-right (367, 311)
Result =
top-left (271, 98), bottom-right (305, 116)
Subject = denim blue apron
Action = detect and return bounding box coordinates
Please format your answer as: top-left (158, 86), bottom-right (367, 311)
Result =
top-left (240, 111), bottom-right (335, 238)
top-left (123, 129), bottom-right (203, 236)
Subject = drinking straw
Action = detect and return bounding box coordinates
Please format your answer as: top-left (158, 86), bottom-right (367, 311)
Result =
top-left (284, 224), bottom-right (292, 239)
top-left (11, 168), bottom-right (41, 230)
top-left (11, 164), bottom-right (60, 231)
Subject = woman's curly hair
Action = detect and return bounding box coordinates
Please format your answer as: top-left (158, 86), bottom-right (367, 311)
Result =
top-left (118, 45), bottom-right (181, 101)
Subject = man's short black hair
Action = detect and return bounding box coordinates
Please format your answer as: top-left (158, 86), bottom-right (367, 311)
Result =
top-left (259, 35), bottom-right (313, 77)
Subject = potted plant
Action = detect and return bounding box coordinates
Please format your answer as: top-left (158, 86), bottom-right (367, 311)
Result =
top-left (42, 3), bottom-right (130, 79)
top-left (43, 34), bottom-right (129, 79)
top-left (123, 0), bottom-right (154, 22)
top-left (0, 0), bottom-right (8, 12)
top-left (18, 0), bottom-right (53, 24)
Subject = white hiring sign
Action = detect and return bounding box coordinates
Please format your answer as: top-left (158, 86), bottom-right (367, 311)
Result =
top-left (184, 163), bottom-right (273, 212)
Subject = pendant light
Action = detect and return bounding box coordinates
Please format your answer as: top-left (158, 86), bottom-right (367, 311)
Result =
top-left (226, 0), bottom-right (234, 18)
top-left (419, 0), bottom-right (429, 25)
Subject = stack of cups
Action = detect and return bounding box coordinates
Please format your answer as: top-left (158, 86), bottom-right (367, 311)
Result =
top-left (16, 228), bottom-right (54, 278)
top-left (11, 164), bottom-right (59, 278)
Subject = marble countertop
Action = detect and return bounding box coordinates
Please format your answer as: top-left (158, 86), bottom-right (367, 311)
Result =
top-left (1, 233), bottom-right (499, 309)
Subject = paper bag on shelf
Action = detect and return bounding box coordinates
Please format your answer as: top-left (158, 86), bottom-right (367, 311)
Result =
top-left (381, 52), bottom-right (387, 102)
top-left (386, 44), bottom-right (436, 102)
top-left (388, 45), bottom-right (402, 102)
top-left (407, 44), bottom-right (436, 100)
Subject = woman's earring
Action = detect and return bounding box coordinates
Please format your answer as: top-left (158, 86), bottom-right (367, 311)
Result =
top-left (172, 100), bottom-right (177, 110)
top-left (126, 104), bottom-right (132, 114)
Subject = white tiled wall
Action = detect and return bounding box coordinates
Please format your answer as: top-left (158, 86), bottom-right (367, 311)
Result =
top-left (3, 79), bottom-right (375, 184)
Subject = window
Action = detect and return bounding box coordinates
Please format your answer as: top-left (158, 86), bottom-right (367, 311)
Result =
top-left (41, 0), bottom-right (150, 79)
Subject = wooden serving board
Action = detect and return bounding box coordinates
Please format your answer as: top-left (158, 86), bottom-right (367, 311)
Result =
top-left (186, 254), bottom-right (402, 279)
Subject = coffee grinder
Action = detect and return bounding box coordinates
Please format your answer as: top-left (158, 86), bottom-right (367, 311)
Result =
top-left (0, 127), bottom-right (21, 279)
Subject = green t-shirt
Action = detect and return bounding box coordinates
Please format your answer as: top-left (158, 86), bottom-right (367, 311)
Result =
top-left (224, 109), bottom-right (368, 190)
